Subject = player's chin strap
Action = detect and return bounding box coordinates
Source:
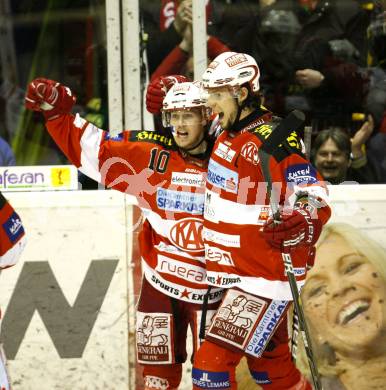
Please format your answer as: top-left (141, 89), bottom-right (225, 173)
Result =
top-left (230, 85), bottom-right (257, 130)
top-left (230, 93), bottom-right (246, 130)
top-left (232, 99), bottom-right (243, 128)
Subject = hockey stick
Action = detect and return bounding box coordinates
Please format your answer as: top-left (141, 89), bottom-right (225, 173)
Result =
top-left (258, 109), bottom-right (323, 390)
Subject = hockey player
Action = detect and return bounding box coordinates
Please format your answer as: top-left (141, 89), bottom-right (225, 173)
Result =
top-left (191, 52), bottom-right (331, 389)
top-left (0, 192), bottom-right (27, 390)
top-left (24, 78), bottom-right (223, 390)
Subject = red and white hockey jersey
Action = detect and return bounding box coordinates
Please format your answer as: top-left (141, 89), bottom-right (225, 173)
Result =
top-left (203, 110), bottom-right (331, 300)
top-left (45, 114), bottom-right (223, 304)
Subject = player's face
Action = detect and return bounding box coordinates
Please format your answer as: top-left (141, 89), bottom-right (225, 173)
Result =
top-left (206, 86), bottom-right (238, 130)
top-left (170, 109), bottom-right (205, 151)
top-left (314, 138), bottom-right (350, 184)
top-left (302, 233), bottom-right (386, 359)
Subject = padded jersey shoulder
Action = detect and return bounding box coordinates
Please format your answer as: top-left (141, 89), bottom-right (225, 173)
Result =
top-left (250, 116), bottom-right (305, 162)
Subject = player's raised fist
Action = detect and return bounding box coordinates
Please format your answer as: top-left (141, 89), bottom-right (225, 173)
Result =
top-left (25, 78), bottom-right (76, 120)
top-left (146, 75), bottom-right (189, 114)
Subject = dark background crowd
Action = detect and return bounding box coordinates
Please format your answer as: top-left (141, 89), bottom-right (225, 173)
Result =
top-left (0, 0), bottom-right (385, 185)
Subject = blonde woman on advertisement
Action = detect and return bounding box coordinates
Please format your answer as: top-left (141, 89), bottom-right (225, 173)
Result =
top-left (300, 223), bottom-right (386, 390)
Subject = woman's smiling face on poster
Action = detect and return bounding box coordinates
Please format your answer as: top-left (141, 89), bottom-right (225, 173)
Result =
top-left (302, 233), bottom-right (386, 358)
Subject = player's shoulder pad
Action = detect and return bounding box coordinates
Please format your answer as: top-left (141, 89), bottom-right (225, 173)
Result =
top-left (250, 116), bottom-right (280, 140)
top-left (128, 130), bottom-right (175, 149)
top-left (252, 116), bottom-right (304, 162)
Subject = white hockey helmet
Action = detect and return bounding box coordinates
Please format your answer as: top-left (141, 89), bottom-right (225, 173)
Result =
top-left (202, 51), bottom-right (260, 93)
top-left (162, 81), bottom-right (211, 126)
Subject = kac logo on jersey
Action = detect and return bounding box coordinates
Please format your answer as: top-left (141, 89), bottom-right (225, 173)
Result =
top-left (169, 217), bottom-right (204, 252)
top-left (3, 212), bottom-right (24, 243)
top-left (240, 142), bottom-right (259, 165)
top-left (207, 159), bottom-right (238, 193)
top-left (285, 164), bottom-right (317, 185)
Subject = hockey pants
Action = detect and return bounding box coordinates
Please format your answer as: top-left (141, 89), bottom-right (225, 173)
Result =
top-left (136, 277), bottom-right (221, 389)
top-left (192, 287), bottom-right (311, 390)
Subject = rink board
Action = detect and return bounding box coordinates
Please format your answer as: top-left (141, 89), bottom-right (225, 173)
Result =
top-left (327, 184), bottom-right (386, 240)
top-left (0, 185), bottom-right (385, 390)
top-left (0, 191), bottom-right (133, 390)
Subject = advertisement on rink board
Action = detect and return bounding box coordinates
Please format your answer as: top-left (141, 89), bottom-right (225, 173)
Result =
top-left (0, 165), bottom-right (78, 191)
top-left (0, 185), bottom-right (385, 390)
top-left (0, 191), bottom-right (131, 390)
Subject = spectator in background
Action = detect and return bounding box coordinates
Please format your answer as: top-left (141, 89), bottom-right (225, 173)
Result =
top-left (366, 11), bottom-right (386, 130)
top-left (311, 116), bottom-right (380, 184)
top-left (208, 0), bottom-right (262, 55)
top-left (366, 10), bottom-right (386, 183)
top-left (300, 223), bottom-right (386, 390)
top-left (208, 0), bottom-right (373, 130)
top-left (248, 0), bottom-right (370, 128)
top-left (142, 0), bottom-right (213, 75)
top-left (253, 7), bottom-right (303, 117)
top-left (292, 0), bottom-right (370, 128)
top-left (151, 0), bottom-right (230, 82)
top-left (0, 137), bottom-right (16, 166)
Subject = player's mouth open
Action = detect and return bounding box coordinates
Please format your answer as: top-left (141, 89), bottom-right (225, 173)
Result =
top-left (177, 131), bottom-right (188, 137)
top-left (336, 299), bottom-right (370, 325)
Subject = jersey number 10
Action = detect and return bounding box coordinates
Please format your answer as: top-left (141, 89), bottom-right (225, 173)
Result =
top-left (148, 148), bottom-right (170, 173)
